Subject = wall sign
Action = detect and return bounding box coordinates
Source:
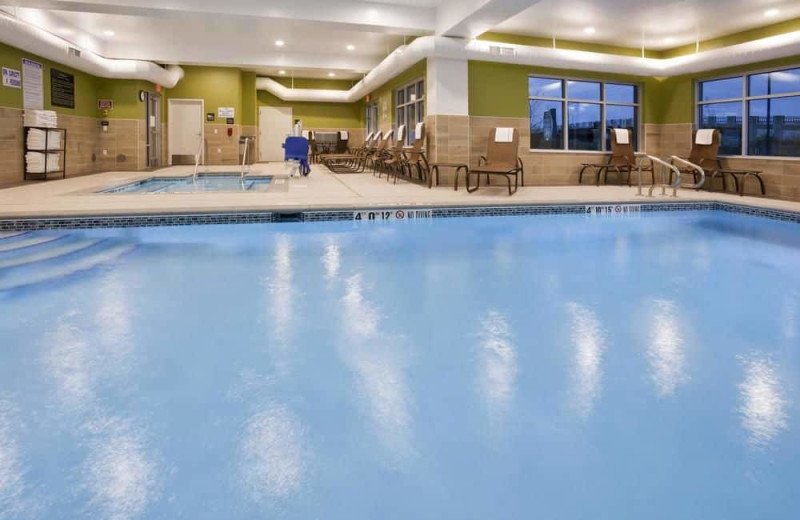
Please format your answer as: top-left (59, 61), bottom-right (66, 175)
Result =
top-left (98, 99), bottom-right (114, 110)
top-left (50, 68), bottom-right (75, 109)
top-left (226, 117), bottom-right (235, 125)
top-left (218, 107), bottom-right (235, 118)
top-left (207, 113), bottom-right (215, 122)
top-left (22, 58), bottom-right (43, 110)
top-left (2, 67), bottom-right (21, 88)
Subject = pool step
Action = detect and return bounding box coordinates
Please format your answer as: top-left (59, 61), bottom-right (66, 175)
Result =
top-left (0, 239), bottom-right (135, 292)
top-left (0, 239), bottom-right (102, 269)
top-left (0, 234), bottom-right (66, 253)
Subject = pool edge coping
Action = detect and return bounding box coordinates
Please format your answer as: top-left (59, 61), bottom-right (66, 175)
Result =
top-left (1, 200), bottom-right (800, 230)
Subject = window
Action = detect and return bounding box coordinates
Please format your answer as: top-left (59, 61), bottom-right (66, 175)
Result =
top-left (697, 66), bottom-right (800, 157)
top-left (365, 103), bottom-right (378, 137)
top-left (395, 79), bottom-right (425, 145)
top-left (528, 77), bottom-right (639, 151)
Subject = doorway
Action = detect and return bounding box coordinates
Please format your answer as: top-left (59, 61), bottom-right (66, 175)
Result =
top-left (168, 99), bottom-right (204, 166)
top-left (258, 106), bottom-right (292, 162)
top-left (145, 92), bottom-right (162, 169)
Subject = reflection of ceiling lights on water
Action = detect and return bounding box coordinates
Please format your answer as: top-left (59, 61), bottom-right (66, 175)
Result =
top-left (738, 354), bottom-right (789, 449)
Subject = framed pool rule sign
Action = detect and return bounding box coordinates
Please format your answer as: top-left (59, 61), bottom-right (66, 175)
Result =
top-left (50, 68), bottom-right (75, 109)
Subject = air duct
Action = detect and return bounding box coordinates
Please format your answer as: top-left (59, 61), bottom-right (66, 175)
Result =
top-left (257, 32), bottom-right (800, 103)
top-left (0, 11), bottom-right (184, 88)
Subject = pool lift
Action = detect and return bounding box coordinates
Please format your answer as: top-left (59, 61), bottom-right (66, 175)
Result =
top-left (635, 154), bottom-right (705, 197)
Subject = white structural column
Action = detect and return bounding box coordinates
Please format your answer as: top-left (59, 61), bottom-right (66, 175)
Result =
top-left (426, 57), bottom-right (469, 117)
top-left (436, 0), bottom-right (542, 39)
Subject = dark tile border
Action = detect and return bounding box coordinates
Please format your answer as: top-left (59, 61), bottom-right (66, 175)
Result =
top-left (2, 200), bottom-right (800, 231)
top-left (0, 212), bottom-right (275, 231)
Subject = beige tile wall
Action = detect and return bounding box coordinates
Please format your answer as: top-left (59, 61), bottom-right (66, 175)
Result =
top-left (0, 108), bottom-right (23, 186)
top-left (96, 119), bottom-right (143, 172)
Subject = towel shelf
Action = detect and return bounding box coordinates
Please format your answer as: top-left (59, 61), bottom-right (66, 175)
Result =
top-left (24, 127), bottom-right (67, 181)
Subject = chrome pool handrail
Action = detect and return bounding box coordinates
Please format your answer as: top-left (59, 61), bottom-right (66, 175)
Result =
top-left (635, 153), bottom-right (682, 198)
top-left (193, 133), bottom-right (204, 181)
top-left (670, 156), bottom-right (706, 190)
top-left (241, 136), bottom-right (253, 180)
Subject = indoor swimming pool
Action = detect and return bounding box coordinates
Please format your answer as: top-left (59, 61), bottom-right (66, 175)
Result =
top-left (0, 210), bottom-right (798, 520)
top-left (101, 174), bottom-right (273, 193)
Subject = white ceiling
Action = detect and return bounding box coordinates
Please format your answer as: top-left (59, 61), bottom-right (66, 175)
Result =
top-left (2, 0), bottom-right (799, 80)
top-left (494, 0), bottom-right (800, 50)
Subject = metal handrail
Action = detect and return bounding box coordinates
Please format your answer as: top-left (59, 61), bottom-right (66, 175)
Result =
top-left (241, 137), bottom-right (252, 180)
top-left (670, 156), bottom-right (706, 190)
top-left (635, 153), bottom-right (682, 197)
top-left (193, 133), bottom-right (204, 181)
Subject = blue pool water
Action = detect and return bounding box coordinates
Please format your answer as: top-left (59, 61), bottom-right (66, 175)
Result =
top-left (0, 211), bottom-right (799, 520)
top-left (102, 174), bottom-right (273, 193)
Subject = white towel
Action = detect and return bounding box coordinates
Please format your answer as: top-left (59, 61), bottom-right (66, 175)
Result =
top-left (25, 152), bottom-right (60, 173)
top-left (23, 110), bottom-right (58, 128)
top-left (396, 125), bottom-right (405, 141)
top-left (374, 131), bottom-right (382, 142)
top-left (365, 132), bottom-right (374, 142)
top-left (415, 122), bottom-right (424, 140)
top-left (47, 131), bottom-right (62, 150)
top-left (613, 128), bottom-right (630, 145)
top-left (696, 129), bottom-right (715, 145)
top-left (384, 129), bottom-right (394, 141)
top-left (495, 127), bottom-right (514, 143)
top-left (340, 131), bottom-right (349, 140)
top-left (302, 130), bottom-right (310, 139)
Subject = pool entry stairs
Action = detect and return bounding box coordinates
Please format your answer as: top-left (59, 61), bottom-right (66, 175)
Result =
top-left (0, 231), bottom-right (135, 291)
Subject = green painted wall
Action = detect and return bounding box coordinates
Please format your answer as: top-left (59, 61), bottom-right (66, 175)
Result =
top-left (241, 71), bottom-right (257, 126)
top-left (256, 90), bottom-right (362, 128)
top-left (468, 60), bottom-right (660, 123)
top-left (164, 66), bottom-right (243, 123)
top-left (0, 41), bottom-right (99, 118)
top-left (96, 79), bottom-right (156, 120)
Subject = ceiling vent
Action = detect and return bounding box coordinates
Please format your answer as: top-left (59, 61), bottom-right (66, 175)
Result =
top-left (68, 47), bottom-right (81, 58)
top-left (489, 45), bottom-right (515, 57)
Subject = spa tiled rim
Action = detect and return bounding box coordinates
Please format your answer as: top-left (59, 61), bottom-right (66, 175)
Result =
top-left (1, 201), bottom-right (800, 231)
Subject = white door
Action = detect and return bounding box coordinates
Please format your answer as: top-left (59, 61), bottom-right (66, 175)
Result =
top-left (259, 106), bottom-right (292, 162)
top-left (168, 99), bottom-right (204, 165)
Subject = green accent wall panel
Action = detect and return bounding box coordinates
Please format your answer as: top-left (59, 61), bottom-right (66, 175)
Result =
top-left (164, 66), bottom-right (243, 124)
top-left (256, 91), bottom-right (361, 128)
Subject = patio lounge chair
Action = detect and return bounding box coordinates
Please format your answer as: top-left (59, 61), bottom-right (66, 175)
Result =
top-left (467, 127), bottom-right (524, 196)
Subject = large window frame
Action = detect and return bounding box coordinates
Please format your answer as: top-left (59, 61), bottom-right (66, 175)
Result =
top-left (395, 78), bottom-right (425, 145)
top-left (696, 64), bottom-right (800, 158)
top-left (528, 75), bottom-right (641, 152)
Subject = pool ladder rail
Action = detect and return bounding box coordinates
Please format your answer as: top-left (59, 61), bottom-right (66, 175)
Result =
top-left (193, 132), bottom-right (205, 182)
top-left (634, 154), bottom-right (705, 198)
top-left (240, 136), bottom-right (256, 180)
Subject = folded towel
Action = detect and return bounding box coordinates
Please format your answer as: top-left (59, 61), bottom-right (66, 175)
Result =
top-left (396, 125), bottom-right (405, 141)
top-left (384, 129), bottom-right (394, 141)
top-left (495, 127), bottom-right (514, 143)
top-left (696, 129), bottom-right (715, 145)
top-left (374, 131), bottom-right (382, 142)
top-left (339, 131), bottom-right (349, 140)
top-left (613, 128), bottom-right (630, 145)
top-left (415, 122), bottom-right (424, 140)
top-left (365, 132), bottom-right (374, 142)
top-left (23, 110), bottom-right (58, 128)
top-left (25, 152), bottom-right (60, 173)
top-left (47, 130), bottom-right (62, 150)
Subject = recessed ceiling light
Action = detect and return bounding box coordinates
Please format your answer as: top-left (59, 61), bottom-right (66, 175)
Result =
top-left (328, 72), bottom-right (336, 77)
top-left (278, 70), bottom-right (286, 75)
top-left (275, 40), bottom-right (285, 47)
top-left (765, 8), bottom-right (780, 17)
top-left (346, 44), bottom-right (355, 51)
top-left (583, 27), bottom-right (596, 35)
top-left (103, 30), bottom-right (115, 37)
top-left (663, 36), bottom-right (675, 44)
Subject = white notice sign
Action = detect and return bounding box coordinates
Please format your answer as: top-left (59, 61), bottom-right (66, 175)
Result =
top-left (218, 107), bottom-right (235, 118)
top-left (22, 58), bottom-right (44, 110)
top-left (2, 67), bottom-right (21, 88)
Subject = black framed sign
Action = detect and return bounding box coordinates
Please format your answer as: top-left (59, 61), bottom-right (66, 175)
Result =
top-left (50, 69), bottom-right (75, 109)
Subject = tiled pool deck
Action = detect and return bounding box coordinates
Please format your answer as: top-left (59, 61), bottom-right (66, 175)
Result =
top-left (2, 163), bottom-right (800, 221)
